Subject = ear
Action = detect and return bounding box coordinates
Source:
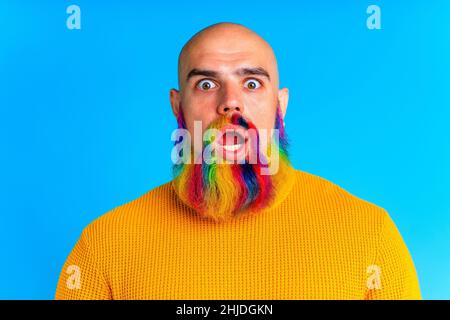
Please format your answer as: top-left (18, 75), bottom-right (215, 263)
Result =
top-left (169, 88), bottom-right (181, 118)
top-left (278, 87), bottom-right (289, 118)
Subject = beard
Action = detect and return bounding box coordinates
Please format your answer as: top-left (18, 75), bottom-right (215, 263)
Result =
top-left (171, 105), bottom-right (292, 222)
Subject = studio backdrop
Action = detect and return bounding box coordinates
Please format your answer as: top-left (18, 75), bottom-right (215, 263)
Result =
top-left (0, 0), bottom-right (449, 299)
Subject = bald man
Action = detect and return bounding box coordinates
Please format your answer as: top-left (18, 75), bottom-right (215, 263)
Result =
top-left (55, 22), bottom-right (422, 300)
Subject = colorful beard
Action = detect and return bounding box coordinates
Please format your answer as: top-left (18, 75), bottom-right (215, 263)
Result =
top-left (171, 106), bottom-right (292, 222)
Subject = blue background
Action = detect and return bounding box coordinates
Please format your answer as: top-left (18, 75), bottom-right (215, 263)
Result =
top-left (1, 1), bottom-right (449, 299)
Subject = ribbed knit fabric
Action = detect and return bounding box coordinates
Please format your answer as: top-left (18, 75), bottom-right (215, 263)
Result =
top-left (55, 168), bottom-right (421, 300)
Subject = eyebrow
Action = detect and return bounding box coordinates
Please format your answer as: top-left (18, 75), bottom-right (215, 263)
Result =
top-left (186, 67), bottom-right (271, 82)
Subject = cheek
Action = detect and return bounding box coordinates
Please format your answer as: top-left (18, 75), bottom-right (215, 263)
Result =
top-left (182, 105), bottom-right (217, 136)
top-left (245, 103), bottom-right (277, 132)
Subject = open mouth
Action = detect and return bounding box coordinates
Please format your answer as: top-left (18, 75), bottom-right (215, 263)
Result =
top-left (219, 129), bottom-right (246, 150)
top-left (215, 126), bottom-right (249, 160)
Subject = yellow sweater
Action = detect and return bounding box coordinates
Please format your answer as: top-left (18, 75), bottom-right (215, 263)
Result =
top-left (55, 169), bottom-right (421, 300)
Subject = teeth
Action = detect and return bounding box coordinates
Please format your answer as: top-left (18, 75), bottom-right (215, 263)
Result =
top-left (222, 144), bottom-right (242, 151)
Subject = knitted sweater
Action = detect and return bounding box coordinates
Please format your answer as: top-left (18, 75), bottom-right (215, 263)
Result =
top-left (55, 168), bottom-right (421, 299)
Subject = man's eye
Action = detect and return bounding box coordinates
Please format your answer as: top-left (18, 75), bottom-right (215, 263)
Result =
top-left (244, 79), bottom-right (262, 90)
top-left (197, 79), bottom-right (217, 91)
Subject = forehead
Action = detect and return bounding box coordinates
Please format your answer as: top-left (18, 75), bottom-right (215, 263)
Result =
top-left (190, 49), bottom-right (262, 66)
top-left (180, 37), bottom-right (277, 80)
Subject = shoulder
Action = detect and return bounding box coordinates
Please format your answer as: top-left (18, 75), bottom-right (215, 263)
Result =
top-left (79, 180), bottom-right (175, 244)
top-left (293, 168), bottom-right (386, 209)
top-left (291, 168), bottom-right (390, 227)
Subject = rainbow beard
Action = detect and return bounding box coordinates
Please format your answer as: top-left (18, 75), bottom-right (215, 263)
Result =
top-left (172, 107), bottom-right (291, 222)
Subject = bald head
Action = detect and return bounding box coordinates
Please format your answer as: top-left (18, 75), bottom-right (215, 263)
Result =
top-left (177, 22), bottom-right (279, 90)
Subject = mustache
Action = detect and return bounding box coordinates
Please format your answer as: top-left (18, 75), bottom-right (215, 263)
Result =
top-left (204, 112), bottom-right (253, 142)
top-left (229, 112), bottom-right (250, 130)
top-left (176, 107), bottom-right (251, 131)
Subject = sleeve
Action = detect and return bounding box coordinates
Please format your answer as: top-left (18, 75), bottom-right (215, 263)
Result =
top-left (364, 211), bottom-right (422, 300)
top-left (54, 229), bottom-right (112, 300)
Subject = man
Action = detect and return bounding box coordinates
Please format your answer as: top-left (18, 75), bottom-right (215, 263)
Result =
top-left (55, 22), bottom-right (421, 299)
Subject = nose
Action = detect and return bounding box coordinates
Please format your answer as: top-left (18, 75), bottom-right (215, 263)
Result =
top-left (217, 84), bottom-right (244, 116)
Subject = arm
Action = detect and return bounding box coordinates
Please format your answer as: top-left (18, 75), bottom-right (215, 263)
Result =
top-left (364, 211), bottom-right (422, 300)
top-left (55, 229), bottom-right (112, 300)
